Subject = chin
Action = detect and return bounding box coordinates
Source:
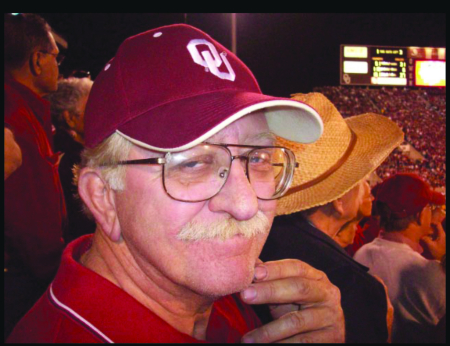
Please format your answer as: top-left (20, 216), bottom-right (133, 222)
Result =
top-left (189, 256), bottom-right (257, 299)
top-left (181, 233), bottom-right (267, 298)
top-left (199, 276), bottom-right (254, 299)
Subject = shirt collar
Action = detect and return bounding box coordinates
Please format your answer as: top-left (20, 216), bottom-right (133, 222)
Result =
top-left (379, 230), bottom-right (424, 254)
top-left (51, 235), bottom-right (257, 343)
top-left (51, 235), bottom-right (203, 343)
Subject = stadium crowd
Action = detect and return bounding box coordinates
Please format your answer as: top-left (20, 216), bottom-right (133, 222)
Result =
top-left (314, 86), bottom-right (446, 189)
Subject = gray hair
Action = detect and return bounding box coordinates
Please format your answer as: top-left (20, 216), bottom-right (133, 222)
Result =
top-left (74, 133), bottom-right (133, 218)
top-left (45, 77), bottom-right (93, 130)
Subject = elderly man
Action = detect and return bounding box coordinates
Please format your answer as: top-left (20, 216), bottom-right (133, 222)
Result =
top-left (4, 13), bottom-right (65, 340)
top-left (259, 92), bottom-right (404, 343)
top-left (47, 77), bottom-right (93, 146)
top-left (334, 178), bottom-right (374, 248)
top-left (354, 173), bottom-right (446, 343)
top-left (7, 24), bottom-right (344, 343)
top-left (45, 77), bottom-right (96, 243)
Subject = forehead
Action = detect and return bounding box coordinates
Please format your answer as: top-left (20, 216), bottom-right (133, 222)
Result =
top-left (131, 111), bottom-right (271, 158)
top-left (208, 110), bottom-right (271, 144)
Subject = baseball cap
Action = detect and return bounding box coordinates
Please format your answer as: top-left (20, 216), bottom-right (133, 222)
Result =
top-left (84, 24), bottom-right (323, 151)
top-left (374, 173), bottom-right (445, 218)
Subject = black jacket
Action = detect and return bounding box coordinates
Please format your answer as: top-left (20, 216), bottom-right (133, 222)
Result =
top-left (259, 213), bottom-right (389, 343)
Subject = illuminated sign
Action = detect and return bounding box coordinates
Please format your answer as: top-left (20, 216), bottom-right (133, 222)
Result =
top-left (343, 61), bottom-right (368, 74)
top-left (415, 60), bottom-right (446, 87)
top-left (344, 46), bottom-right (368, 58)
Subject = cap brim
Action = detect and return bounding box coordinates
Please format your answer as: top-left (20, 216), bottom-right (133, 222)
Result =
top-left (116, 90), bottom-right (323, 152)
top-left (276, 113), bottom-right (404, 215)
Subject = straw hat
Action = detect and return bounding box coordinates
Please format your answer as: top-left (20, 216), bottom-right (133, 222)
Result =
top-left (276, 92), bottom-right (404, 215)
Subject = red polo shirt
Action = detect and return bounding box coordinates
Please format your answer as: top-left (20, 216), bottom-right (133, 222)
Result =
top-left (4, 74), bottom-right (65, 281)
top-left (7, 235), bottom-right (262, 343)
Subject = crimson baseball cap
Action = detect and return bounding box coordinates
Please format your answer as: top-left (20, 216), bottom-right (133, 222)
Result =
top-left (374, 173), bottom-right (445, 218)
top-left (84, 24), bottom-right (323, 151)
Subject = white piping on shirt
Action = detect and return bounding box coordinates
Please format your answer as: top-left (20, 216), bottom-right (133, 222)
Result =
top-left (49, 284), bottom-right (114, 343)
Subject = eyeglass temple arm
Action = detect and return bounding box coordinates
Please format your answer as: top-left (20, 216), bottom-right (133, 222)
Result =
top-left (272, 162), bottom-right (299, 168)
top-left (102, 157), bottom-right (166, 166)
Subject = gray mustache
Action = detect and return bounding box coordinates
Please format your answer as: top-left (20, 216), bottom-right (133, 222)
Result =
top-left (177, 211), bottom-right (270, 242)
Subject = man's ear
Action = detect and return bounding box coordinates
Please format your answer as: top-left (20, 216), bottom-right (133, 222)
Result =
top-left (417, 208), bottom-right (428, 226)
top-left (78, 168), bottom-right (122, 242)
top-left (332, 198), bottom-right (345, 217)
top-left (62, 110), bottom-right (76, 129)
top-left (29, 51), bottom-right (43, 76)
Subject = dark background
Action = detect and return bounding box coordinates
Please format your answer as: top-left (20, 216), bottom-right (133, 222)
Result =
top-left (37, 13), bottom-right (446, 97)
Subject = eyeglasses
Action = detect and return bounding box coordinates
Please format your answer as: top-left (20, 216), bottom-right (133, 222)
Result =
top-left (430, 204), bottom-right (446, 214)
top-left (39, 50), bottom-right (65, 66)
top-left (105, 143), bottom-right (298, 202)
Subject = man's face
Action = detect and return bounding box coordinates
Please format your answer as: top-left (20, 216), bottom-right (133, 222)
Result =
top-left (37, 32), bottom-right (59, 94)
top-left (358, 180), bottom-right (374, 218)
top-left (418, 204), bottom-right (433, 237)
top-left (114, 111), bottom-right (277, 298)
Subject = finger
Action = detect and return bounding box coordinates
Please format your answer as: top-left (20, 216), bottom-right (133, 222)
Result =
top-left (277, 327), bottom-right (345, 343)
top-left (433, 222), bottom-right (445, 238)
top-left (254, 259), bottom-right (326, 282)
top-left (241, 307), bottom-right (340, 343)
top-left (269, 303), bottom-right (299, 320)
top-left (241, 276), bottom-right (332, 305)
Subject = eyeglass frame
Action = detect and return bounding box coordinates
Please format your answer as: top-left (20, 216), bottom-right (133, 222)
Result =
top-left (430, 204), bottom-right (446, 213)
top-left (39, 50), bottom-right (65, 66)
top-left (102, 143), bottom-right (299, 203)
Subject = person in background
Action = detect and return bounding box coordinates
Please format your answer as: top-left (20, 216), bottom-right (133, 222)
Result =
top-left (354, 172), bottom-right (446, 343)
top-left (7, 24), bottom-right (345, 343)
top-left (4, 13), bottom-right (66, 340)
top-left (421, 203), bottom-right (446, 260)
top-left (45, 77), bottom-right (96, 243)
top-left (334, 176), bottom-right (374, 248)
top-left (259, 92), bottom-right (404, 343)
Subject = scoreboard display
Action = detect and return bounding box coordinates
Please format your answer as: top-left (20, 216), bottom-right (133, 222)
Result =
top-left (340, 45), bottom-right (446, 87)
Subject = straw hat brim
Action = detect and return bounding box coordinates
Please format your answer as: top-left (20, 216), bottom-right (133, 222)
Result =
top-left (276, 113), bottom-right (404, 215)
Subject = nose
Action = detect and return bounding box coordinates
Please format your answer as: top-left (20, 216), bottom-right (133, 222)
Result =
top-left (208, 159), bottom-right (259, 221)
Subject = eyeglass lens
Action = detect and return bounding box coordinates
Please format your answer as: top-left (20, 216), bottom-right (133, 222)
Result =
top-left (162, 144), bottom-right (291, 202)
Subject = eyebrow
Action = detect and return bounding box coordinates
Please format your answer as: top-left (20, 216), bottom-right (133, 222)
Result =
top-left (243, 132), bottom-right (276, 145)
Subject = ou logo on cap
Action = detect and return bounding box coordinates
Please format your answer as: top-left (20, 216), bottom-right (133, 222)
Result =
top-left (187, 39), bottom-right (236, 82)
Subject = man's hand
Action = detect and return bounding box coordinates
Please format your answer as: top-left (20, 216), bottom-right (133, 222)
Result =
top-left (423, 222), bottom-right (446, 261)
top-left (4, 127), bottom-right (22, 180)
top-left (240, 259), bottom-right (345, 343)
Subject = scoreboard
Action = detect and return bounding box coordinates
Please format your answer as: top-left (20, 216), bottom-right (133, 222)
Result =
top-left (340, 45), bottom-right (446, 87)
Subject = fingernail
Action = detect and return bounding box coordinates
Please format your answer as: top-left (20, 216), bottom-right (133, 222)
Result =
top-left (242, 286), bottom-right (257, 301)
top-left (254, 266), bottom-right (267, 280)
